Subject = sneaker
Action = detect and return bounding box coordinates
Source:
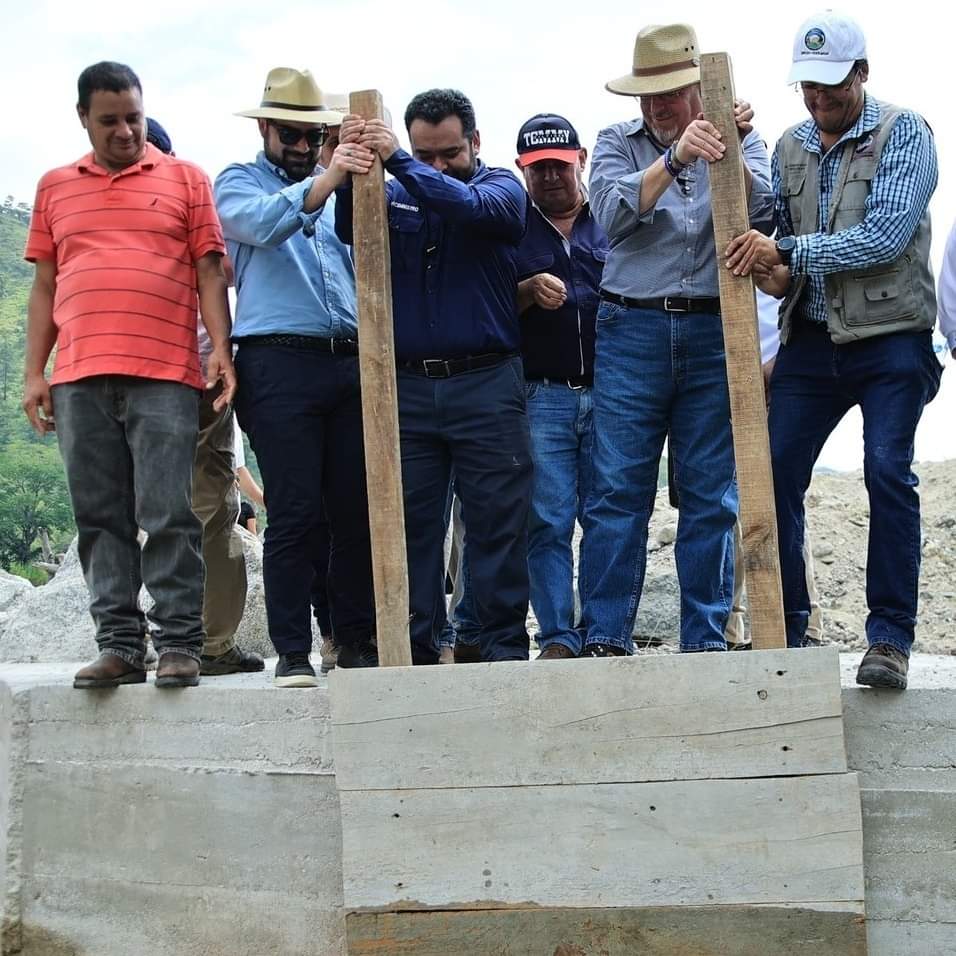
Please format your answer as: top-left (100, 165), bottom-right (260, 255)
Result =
top-left (537, 644), bottom-right (577, 660)
top-left (855, 643), bottom-right (908, 690)
top-left (274, 652), bottom-right (318, 688)
top-left (582, 643), bottom-right (628, 657)
top-left (200, 645), bottom-right (265, 676)
top-left (337, 640), bottom-right (379, 669)
top-left (319, 637), bottom-right (339, 675)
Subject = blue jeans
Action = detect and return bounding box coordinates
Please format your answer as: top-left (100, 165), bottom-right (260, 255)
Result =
top-left (399, 356), bottom-right (532, 663)
top-left (53, 376), bottom-right (205, 665)
top-left (234, 345), bottom-right (374, 656)
top-left (580, 304), bottom-right (737, 652)
top-left (525, 381), bottom-right (594, 655)
top-left (769, 324), bottom-right (942, 654)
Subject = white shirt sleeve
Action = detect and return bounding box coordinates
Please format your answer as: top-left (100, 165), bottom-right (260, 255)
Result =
top-left (937, 218), bottom-right (956, 352)
top-left (233, 419), bottom-right (245, 471)
top-left (756, 290), bottom-right (781, 364)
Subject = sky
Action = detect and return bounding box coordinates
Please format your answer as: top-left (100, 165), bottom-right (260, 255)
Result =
top-left (2, 0), bottom-right (953, 470)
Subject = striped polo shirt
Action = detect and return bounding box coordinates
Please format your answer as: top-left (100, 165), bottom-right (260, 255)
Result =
top-left (25, 144), bottom-right (226, 389)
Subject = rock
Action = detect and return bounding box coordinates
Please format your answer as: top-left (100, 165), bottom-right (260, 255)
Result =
top-left (0, 569), bottom-right (33, 614)
top-left (656, 522), bottom-right (678, 546)
top-left (812, 542), bottom-right (834, 559)
top-left (1, 531), bottom-right (272, 663)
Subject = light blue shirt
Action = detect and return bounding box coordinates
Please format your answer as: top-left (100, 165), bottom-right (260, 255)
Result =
top-left (214, 153), bottom-right (357, 339)
top-left (589, 119), bottom-right (773, 298)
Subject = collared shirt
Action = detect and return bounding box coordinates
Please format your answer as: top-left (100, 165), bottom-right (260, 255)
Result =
top-left (936, 217), bottom-right (956, 352)
top-left (589, 119), bottom-right (773, 299)
top-left (214, 152), bottom-right (356, 340)
top-left (517, 200), bottom-right (608, 381)
top-left (24, 144), bottom-right (224, 389)
top-left (335, 149), bottom-right (527, 362)
top-left (774, 94), bottom-right (938, 325)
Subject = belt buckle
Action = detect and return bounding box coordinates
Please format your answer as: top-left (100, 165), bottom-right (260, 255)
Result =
top-left (568, 379), bottom-right (585, 390)
top-left (663, 296), bottom-right (690, 313)
top-left (423, 358), bottom-right (450, 378)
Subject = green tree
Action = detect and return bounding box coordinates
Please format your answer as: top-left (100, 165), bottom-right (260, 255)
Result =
top-left (0, 442), bottom-right (74, 568)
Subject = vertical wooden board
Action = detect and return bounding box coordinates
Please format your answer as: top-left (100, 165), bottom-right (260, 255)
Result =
top-left (330, 648), bottom-right (848, 790)
top-left (340, 773), bottom-right (865, 911)
top-left (700, 54), bottom-right (786, 651)
top-left (346, 904), bottom-right (868, 955)
top-left (349, 89), bottom-right (411, 667)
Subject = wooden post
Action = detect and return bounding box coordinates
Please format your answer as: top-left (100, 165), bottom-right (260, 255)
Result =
top-left (700, 55), bottom-right (786, 651)
top-left (349, 89), bottom-right (412, 667)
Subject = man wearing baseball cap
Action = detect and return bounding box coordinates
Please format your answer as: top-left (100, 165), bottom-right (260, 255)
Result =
top-left (512, 113), bottom-right (608, 659)
top-left (726, 12), bottom-right (941, 690)
top-left (580, 24), bottom-right (773, 657)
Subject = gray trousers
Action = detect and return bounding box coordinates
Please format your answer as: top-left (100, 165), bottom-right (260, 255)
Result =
top-left (54, 376), bottom-right (205, 666)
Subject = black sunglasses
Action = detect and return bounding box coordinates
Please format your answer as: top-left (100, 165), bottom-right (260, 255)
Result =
top-left (270, 121), bottom-right (327, 148)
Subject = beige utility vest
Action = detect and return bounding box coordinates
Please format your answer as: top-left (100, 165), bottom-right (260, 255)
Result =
top-left (777, 101), bottom-right (936, 345)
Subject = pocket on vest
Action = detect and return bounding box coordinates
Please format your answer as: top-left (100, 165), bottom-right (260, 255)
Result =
top-left (841, 262), bottom-right (917, 327)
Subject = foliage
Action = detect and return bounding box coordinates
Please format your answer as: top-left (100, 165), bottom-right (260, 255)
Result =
top-left (6, 562), bottom-right (44, 586)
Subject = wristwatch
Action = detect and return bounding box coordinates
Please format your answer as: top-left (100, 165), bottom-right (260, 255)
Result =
top-left (775, 235), bottom-right (797, 266)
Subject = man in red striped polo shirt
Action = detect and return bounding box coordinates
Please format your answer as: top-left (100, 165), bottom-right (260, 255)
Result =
top-left (22, 61), bottom-right (236, 690)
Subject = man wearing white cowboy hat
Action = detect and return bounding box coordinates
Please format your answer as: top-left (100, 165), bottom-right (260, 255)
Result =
top-left (580, 23), bottom-right (774, 657)
top-left (725, 12), bottom-right (941, 691)
top-left (214, 68), bottom-right (380, 687)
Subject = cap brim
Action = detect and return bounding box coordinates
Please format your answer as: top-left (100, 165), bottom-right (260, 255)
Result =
top-left (786, 59), bottom-right (855, 85)
top-left (516, 148), bottom-right (579, 167)
top-left (605, 65), bottom-right (700, 97)
top-left (235, 106), bottom-right (344, 124)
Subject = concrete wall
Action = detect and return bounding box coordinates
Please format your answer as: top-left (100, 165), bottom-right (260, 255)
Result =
top-left (0, 656), bottom-right (952, 955)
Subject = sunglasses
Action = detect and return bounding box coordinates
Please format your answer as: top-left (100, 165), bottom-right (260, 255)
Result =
top-left (270, 122), bottom-right (327, 148)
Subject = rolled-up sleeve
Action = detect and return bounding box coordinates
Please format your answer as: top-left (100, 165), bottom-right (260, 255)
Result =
top-left (214, 164), bottom-right (318, 247)
top-left (588, 127), bottom-right (655, 241)
top-left (742, 129), bottom-right (774, 233)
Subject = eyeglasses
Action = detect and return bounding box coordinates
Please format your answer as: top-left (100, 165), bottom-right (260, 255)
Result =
top-left (269, 122), bottom-right (327, 148)
top-left (799, 67), bottom-right (858, 95)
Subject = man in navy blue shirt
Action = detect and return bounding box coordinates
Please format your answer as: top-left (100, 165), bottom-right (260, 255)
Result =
top-left (336, 88), bottom-right (532, 664)
top-left (513, 114), bottom-right (608, 659)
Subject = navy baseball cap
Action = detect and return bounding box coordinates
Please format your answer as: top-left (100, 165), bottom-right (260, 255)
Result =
top-left (516, 113), bottom-right (581, 167)
top-left (146, 118), bottom-right (173, 155)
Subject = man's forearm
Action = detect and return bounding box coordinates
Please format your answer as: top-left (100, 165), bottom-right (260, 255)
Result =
top-left (303, 168), bottom-right (342, 215)
top-left (639, 157), bottom-right (675, 215)
top-left (24, 280), bottom-right (57, 378)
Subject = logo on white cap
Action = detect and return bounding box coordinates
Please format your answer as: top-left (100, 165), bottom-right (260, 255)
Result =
top-left (804, 28), bottom-right (826, 52)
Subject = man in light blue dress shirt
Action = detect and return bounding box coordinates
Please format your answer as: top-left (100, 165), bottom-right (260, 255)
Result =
top-left (214, 68), bottom-right (380, 687)
top-left (580, 23), bottom-right (773, 656)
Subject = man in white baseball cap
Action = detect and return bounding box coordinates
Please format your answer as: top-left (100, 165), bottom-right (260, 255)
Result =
top-left (726, 12), bottom-right (942, 692)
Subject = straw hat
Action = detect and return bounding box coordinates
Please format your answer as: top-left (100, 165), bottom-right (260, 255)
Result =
top-left (236, 68), bottom-right (342, 124)
top-left (606, 24), bottom-right (701, 96)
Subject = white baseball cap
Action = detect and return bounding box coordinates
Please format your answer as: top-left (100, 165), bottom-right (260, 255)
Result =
top-left (787, 11), bottom-right (867, 85)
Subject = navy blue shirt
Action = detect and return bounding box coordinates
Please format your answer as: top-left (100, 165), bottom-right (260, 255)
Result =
top-left (335, 149), bottom-right (527, 362)
top-left (517, 201), bottom-right (607, 382)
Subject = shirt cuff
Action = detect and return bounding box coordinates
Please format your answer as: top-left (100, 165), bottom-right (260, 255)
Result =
top-left (790, 235), bottom-right (812, 276)
top-left (279, 177), bottom-right (324, 228)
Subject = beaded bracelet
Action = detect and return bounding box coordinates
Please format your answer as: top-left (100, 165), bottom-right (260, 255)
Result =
top-left (662, 145), bottom-right (687, 178)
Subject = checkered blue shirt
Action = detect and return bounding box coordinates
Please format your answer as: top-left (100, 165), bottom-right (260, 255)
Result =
top-left (772, 94), bottom-right (938, 324)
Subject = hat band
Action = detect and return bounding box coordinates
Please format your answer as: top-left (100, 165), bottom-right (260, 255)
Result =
top-left (260, 99), bottom-right (329, 112)
top-left (632, 57), bottom-right (699, 78)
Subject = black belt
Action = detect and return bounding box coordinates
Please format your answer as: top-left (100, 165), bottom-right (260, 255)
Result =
top-left (600, 290), bottom-right (721, 314)
top-left (401, 351), bottom-right (517, 379)
top-left (530, 375), bottom-right (592, 389)
top-left (237, 334), bottom-right (358, 355)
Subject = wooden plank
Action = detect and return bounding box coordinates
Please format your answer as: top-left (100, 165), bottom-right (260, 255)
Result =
top-left (331, 647), bottom-right (847, 791)
top-left (346, 903), bottom-right (868, 955)
top-left (340, 773), bottom-right (865, 911)
top-left (700, 54), bottom-right (786, 651)
top-left (349, 89), bottom-right (411, 667)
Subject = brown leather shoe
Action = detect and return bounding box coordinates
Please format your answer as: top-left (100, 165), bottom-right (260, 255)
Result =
top-left (155, 653), bottom-right (201, 688)
top-left (537, 644), bottom-right (577, 660)
top-left (74, 654), bottom-right (147, 689)
top-left (200, 645), bottom-right (265, 676)
top-left (856, 643), bottom-right (908, 690)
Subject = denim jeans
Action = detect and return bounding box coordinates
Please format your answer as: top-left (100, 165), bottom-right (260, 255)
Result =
top-left (53, 376), bottom-right (205, 666)
top-left (234, 345), bottom-right (374, 656)
top-left (580, 304), bottom-right (737, 652)
top-left (768, 324), bottom-right (942, 654)
top-left (525, 381), bottom-right (594, 655)
top-left (398, 356), bottom-right (532, 663)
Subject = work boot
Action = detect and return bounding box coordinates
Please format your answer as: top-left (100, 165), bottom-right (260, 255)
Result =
top-left (537, 644), bottom-right (576, 660)
top-left (275, 652), bottom-right (318, 688)
top-left (855, 643), bottom-right (909, 690)
top-left (73, 654), bottom-right (147, 690)
top-left (453, 642), bottom-right (482, 664)
top-left (319, 637), bottom-right (339, 674)
top-left (155, 653), bottom-right (201, 688)
top-left (337, 640), bottom-right (380, 669)
top-left (582, 642), bottom-right (628, 657)
top-left (200, 645), bottom-right (265, 676)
